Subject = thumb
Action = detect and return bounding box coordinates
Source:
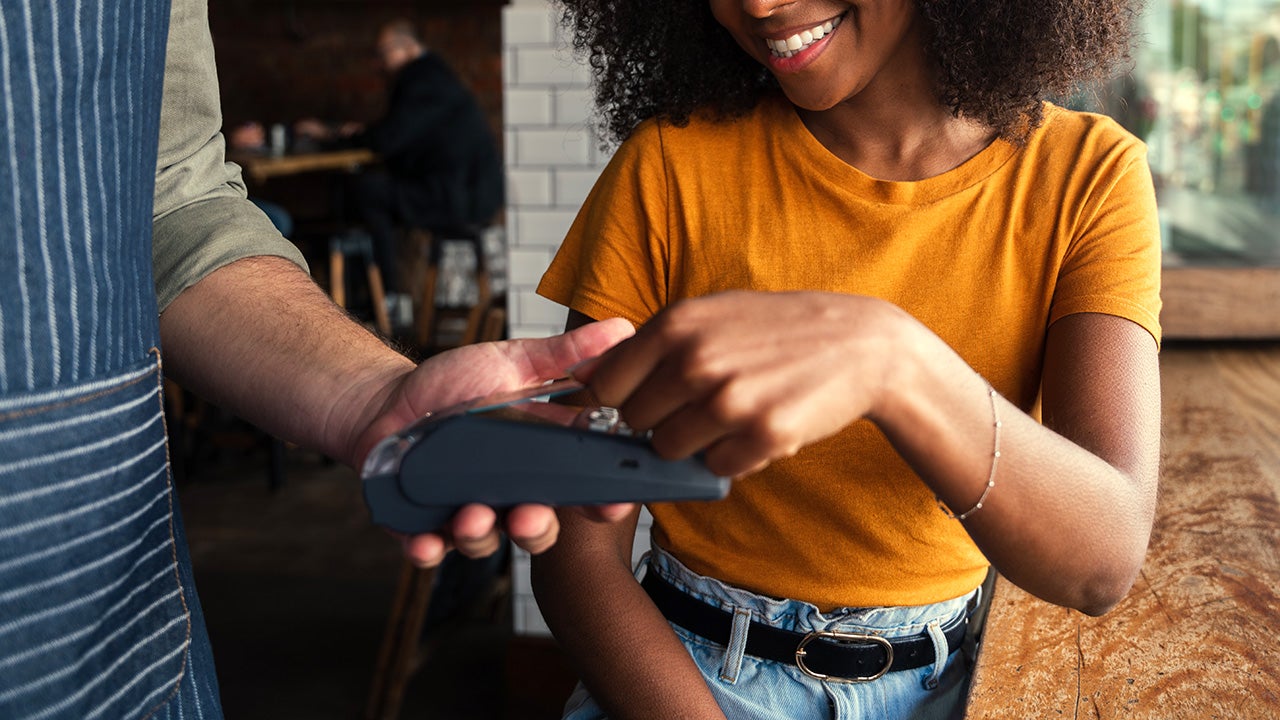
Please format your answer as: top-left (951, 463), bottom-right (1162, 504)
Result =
top-left (553, 317), bottom-right (634, 377)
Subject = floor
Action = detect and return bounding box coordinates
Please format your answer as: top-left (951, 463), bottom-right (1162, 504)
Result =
top-left (174, 414), bottom-right (578, 719)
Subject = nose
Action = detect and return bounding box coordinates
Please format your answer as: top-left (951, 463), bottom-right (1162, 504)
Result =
top-left (741, 0), bottom-right (799, 18)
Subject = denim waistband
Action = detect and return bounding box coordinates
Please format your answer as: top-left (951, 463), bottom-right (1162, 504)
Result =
top-left (643, 543), bottom-right (979, 640)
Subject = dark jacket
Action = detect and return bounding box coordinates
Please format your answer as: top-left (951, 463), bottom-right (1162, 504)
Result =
top-left (356, 52), bottom-right (503, 228)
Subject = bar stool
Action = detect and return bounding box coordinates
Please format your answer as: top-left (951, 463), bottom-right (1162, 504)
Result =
top-left (328, 229), bottom-right (392, 337)
top-left (363, 308), bottom-right (509, 720)
top-left (413, 224), bottom-right (497, 352)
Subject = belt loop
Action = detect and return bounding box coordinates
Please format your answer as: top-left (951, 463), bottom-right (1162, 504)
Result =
top-left (718, 607), bottom-right (752, 684)
top-left (921, 619), bottom-right (948, 690)
top-left (632, 550), bottom-right (653, 581)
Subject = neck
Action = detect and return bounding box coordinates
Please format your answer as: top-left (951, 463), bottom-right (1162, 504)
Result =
top-left (797, 101), bottom-right (997, 182)
top-left (793, 25), bottom-right (997, 182)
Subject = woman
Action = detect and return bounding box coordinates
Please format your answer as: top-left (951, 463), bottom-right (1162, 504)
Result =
top-left (534, 1), bottom-right (1160, 718)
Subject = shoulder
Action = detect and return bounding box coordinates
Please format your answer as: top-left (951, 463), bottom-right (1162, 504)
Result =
top-left (1031, 102), bottom-right (1148, 167)
top-left (400, 53), bottom-right (459, 88)
top-left (620, 96), bottom-right (786, 163)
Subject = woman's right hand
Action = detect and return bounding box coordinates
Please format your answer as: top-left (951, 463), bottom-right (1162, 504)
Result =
top-left (572, 291), bottom-right (919, 477)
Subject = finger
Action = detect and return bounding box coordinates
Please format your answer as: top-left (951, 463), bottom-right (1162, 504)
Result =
top-left (504, 505), bottom-right (560, 555)
top-left (583, 323), bottom-right (675, 409)
top-left (402, 533), bottom-right (450, 569)
top-left (613, 355), bottom-right (718, 431)
top-left (510, 318), bottom-right (635, 384)
top-left (701, 432), bottom-right (790, 478)
top-left (645, 399), bottom-right (735, 460)
top-left (450, 504), bottom-right (504, 558)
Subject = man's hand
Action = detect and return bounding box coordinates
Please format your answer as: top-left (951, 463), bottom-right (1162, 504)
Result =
top-left (162, 256), bottom-right (635, 569)
top-left (353, 318), bottom-right (636, 568)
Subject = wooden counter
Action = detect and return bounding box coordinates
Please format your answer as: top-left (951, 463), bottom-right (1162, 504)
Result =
top-left (232, 148), bottom-right (376, 185)
top-left (965, 343), bottom-right (1280, 717)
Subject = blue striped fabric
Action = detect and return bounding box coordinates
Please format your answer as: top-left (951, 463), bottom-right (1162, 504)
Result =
top-left (1, 0), bottom-right (226, 717)
top-left (0, 360), bottom-right (190, 719)
top-left (0, 0), bottom-right (168, 394)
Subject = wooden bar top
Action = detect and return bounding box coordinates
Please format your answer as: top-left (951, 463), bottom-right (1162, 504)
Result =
top-left (965, 343), bottom-right (1280, 717)
top-left (232, 148), bottom-right (376, 184)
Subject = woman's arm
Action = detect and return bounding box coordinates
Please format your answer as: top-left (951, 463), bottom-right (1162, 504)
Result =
top-left (530, 311), bottom-right (726, 720)
top-left (532, 509), bottom-right (727, 720)
top-left (872, 309), bottom-right (1158, 615)
top-left (578, 292), bottom-right (1159, 615)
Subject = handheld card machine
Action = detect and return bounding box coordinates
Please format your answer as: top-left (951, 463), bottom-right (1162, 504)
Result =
top-left (361, 378), bottom-right (730, 534)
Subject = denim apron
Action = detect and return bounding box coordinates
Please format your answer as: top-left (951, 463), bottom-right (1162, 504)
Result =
top-left (0, 1), bottom-right (223, 717)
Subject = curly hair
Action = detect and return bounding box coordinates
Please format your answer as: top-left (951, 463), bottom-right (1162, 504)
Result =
top-left (557, 0), bottom-right (1141, 145)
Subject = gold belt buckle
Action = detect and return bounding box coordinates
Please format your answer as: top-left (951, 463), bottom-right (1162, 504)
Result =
top-left (794, 631), bottom-right (894, 683)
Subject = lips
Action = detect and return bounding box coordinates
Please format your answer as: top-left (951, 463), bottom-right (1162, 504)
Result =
top-left (764, 14), bottom-right (844, 59)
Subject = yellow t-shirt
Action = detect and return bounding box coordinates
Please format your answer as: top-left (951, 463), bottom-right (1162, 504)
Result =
top-left (538, 96), bottom-right (1161, 609)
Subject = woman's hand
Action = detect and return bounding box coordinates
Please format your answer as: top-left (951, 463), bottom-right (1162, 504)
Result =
top-left (573, 291), bottom-right (915, 477)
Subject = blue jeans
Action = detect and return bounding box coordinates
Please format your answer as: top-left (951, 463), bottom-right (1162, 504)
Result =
top-left (563, 544), bottom-right (978, 720)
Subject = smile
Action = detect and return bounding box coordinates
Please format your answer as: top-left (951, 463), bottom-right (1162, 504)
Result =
top-left (764, 14), bottom-right (844, 59)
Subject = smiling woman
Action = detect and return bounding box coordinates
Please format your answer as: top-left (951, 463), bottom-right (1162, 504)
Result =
top-left (533, 1), bottom-right (1161, 719)
top-left (560, 0), bottom-right (1139, 145)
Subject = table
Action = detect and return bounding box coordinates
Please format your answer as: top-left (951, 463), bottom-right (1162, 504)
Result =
top-left (965, 343), bottom-right (1280, 717)
top-left (232, 148), bottom-right (377, 184)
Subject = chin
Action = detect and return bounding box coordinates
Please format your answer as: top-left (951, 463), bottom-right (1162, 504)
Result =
top-left (779, 88), bottom-right (846, 113)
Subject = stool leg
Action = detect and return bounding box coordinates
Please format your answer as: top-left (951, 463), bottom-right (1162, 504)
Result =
top-left (329, 248), bottom-right (346, 308)
top-left (460, 269), bottom-right (492, 346)
top-left (479, 306), bottom-right (506, 343)
top-left (415, 264), bottom-right (440, 351)
top-left (364, 562), bottom-right (437, 720)
top-left (366, 264), bottom-right (392, 337)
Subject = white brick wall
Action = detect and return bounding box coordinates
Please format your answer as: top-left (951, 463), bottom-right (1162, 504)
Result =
top-left (502, 1), bottom-right (654, 637)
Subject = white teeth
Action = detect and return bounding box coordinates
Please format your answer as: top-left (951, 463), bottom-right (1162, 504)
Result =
top-left (766, 15), bottom-right (842, 59)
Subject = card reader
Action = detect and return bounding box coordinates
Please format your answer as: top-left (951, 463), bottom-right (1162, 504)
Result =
top-left (361, 379), bottom-right (730, 534)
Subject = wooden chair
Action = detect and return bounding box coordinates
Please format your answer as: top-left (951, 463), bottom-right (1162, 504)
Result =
top-left (363, 307), bottom-right (508, 720)
top-left (412, 225), bottom-right (498, 352)
top-left (363, 562), bottom-right (438, 720)
top-left (329, 230), bottom-right (392, 337)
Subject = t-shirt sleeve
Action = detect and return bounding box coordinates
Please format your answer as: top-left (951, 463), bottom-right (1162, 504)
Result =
top-left (537, 122), bottom-right (671, 327)
top-left (151, 0), bottom-right (308, 313)
top-left (1049, 146), bottom-right (1163, 346)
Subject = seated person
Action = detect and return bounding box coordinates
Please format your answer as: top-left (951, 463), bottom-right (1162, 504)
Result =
top-left (225, 120), bottom-right (295, 238)
top-left (296, 20), bottom-right (503, 323)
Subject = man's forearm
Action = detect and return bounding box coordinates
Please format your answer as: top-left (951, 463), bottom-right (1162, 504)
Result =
top-left (158, 255), bottom-right (414, 467)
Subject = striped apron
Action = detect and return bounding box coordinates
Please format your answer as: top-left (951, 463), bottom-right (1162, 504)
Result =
top-left (1, 1), bottom-right (223, 717)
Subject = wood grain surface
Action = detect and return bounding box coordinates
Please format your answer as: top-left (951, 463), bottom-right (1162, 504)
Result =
top-left (1161, 266), bottom-right (1280, 340)
top-left (965, 344), bottom-right (1280, 718)
top-left (234, 148), bottom-right (377, 184)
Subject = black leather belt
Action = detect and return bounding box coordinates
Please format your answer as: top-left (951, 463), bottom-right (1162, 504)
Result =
top-left (641, 570), bottom-right (969, 683)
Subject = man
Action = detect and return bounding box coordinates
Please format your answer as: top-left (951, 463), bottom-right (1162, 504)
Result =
top-left (298, 20), bottom-right (504, 317)
top-left (0, 1), bottom-right (627, 717)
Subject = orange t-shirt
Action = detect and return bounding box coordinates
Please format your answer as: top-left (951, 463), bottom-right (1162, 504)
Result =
top-left (538, 96), bottom-right (1161, 609)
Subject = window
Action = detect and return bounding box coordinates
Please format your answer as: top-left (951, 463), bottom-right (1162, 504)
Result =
top-left (1077, 0), bottom-right (1280, 338)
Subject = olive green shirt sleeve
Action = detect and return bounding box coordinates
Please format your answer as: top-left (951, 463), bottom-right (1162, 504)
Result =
top-left (152, 0), bottom-right (308, 312)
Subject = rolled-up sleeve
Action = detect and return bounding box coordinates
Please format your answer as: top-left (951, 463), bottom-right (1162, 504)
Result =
top-left (152, 0), bottom-right (307, 312)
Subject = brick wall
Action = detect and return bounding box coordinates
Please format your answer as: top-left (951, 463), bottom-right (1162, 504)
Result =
top-left (501, 0), bottom-right (601, 342)
top-left (501, 0), bottom-right (658, 638)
